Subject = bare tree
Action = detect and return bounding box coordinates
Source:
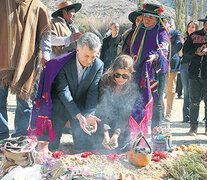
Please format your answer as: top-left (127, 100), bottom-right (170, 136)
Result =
top-left (174, 0), bottom-right (185, 33)
top-left (191, 0), bottom-right (198, 21)
top-left (198, 0), bottom-right (204, 28)
top-left (184, 0), bottom-right (189, 29)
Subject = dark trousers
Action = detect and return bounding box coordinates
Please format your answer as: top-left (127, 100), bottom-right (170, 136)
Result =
top-left (180, 64), bottom-right (190, 122)
top-left (40, 115), bottom-right (95, 151)
top-left (0, 79), bottom-right (31, 140)
top-left (189, 78), bottom-right (207, 126)
top-left (151, 72), bottom-right (168, 130)
top-left (176, 73), bottom-right (182, 97)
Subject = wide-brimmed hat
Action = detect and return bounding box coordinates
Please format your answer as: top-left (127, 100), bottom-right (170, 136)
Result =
top-left (141, 3), bottom-right (165, 18)
top-left (198, 15), bottom-right (207, 22)
top-left (128, 9), bottom-right (143, 23)
top-left (52, 1), bottom-right (82, 18)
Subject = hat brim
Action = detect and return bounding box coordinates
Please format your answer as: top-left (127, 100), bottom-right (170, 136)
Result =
top-left (128, 10), bottom-right (143, 23)
top-left (198, 18), bottom-right (207, 22)
top-left (52, 3), bottom-right (82, 18)
top-left (142, 11), bottom-right (165, 19)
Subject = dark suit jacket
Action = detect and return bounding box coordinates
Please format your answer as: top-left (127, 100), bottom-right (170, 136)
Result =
top-left (51, 53), bottom-right (104, 121)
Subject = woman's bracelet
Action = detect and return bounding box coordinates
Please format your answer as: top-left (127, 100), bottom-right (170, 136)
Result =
top-left (113, 130), bottom-right (120, 136)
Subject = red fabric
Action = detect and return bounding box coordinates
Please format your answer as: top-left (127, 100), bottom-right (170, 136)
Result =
top-left (52, 150), bottom-right (64, 158)
top-left (153, 151), bottom-right (167, 159)
top-left (44, 92), bottom-right (48, 101)
top-left (35, 99), bottom-right (41, 109)
top-left (106, 153), bottom-right (118, 162)
top-left (151, 157), bottom-right (161, 162)
top-left (81, 152), bottom-right (92, 158)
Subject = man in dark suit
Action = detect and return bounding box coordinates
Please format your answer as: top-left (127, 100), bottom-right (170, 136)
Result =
top-left (37, 32), bottom-right (104, 152)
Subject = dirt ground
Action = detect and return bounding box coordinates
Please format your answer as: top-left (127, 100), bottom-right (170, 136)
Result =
top-left (7, 92), bottom-right (207, 154)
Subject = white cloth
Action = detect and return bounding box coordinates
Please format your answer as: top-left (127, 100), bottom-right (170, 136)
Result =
top-left (51, 35), bottom-right (71, 47)
top-left (2, 165), bottom-right (42, 180)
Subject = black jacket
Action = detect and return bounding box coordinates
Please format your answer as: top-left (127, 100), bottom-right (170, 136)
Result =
top-left (183, 29), bottom-right (207, 79)
top-left (100, 35), bottom-right (122, 69)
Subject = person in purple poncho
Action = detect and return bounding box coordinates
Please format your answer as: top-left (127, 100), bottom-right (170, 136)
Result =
top-left (122, 3), bottom-right (170, 138)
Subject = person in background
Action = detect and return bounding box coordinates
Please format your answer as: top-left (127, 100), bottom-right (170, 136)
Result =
top-left (183, 16), bottom-right (207, 136)
top-left (96, 55), bottom-right (138, 152)
top-left (100, 22), bottom-right (122, 70)
top-left (29, 32), bottom-right (103, 154)
top-left (0, 0), bottom-right (51, 140)
top-left (163, 16), bottom-right (182, 122)
top-left (51, 1), bottom-right (82, 57)
top-left (179, 21), bottom-right (199, 123)
top-left (117, 9), bottom-right (143, 56)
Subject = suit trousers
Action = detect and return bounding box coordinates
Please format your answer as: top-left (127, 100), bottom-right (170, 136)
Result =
top-left (40, 114), bottom-right (95, 151)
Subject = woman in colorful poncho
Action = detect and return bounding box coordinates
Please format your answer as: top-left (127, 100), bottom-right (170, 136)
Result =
top-left (122, 3), bottom-right (170, 139)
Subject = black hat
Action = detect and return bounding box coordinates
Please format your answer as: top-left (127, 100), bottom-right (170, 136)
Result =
top-left (141, 3), bottom-right (165, 18)
top-left (128, 9), bottom-right (143, 23)
top-left (52, 1), bottom-right (82, 18)
top-left (198, 15), bottom-right (207, 22)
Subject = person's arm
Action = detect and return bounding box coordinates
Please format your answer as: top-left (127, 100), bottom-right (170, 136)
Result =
top-left (54, 68), bottom-right (92, 135)
top-left (172, 31), bottom-right (182, 53)
top-left (183, 34), bottom-right (197, 59)
top-left (54, 68), bottom-right (81, 117)
top-left (100, 38), bottom-right (107, 61)
top-left (84, 62), bottom-right (104, 115)
top-left (147, 28), bottom-right (169, 68)
top-left (51, 32), bottom-right (82, 47)
top-left (40, 30), bottom-right (52, 67)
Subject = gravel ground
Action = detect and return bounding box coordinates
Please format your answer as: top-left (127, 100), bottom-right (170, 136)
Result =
top-left (7, 92), bottom-right (207, 154)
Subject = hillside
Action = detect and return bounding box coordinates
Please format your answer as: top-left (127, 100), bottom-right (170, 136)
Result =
top-left (41, 0), bottom-right (175, 21)
top-left (40, 0), bottom-right (175, 34)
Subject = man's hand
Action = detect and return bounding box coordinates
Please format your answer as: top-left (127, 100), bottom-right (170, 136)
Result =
top-left (41, 57), bottom-right (48, 68)
top-left (146, 54), bottom-right (157, 62)
top-left (76, 113), bottom-right (91, 135)
top-left (85, 114), bottom-right (101, 133)
top-left (196, 45), bottom-right (207, 56)
top-left (70, 32), bottom-right (82, 44)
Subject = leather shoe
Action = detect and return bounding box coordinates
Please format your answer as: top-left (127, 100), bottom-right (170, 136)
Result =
top-left (188, 126), bottom-right (198, 136)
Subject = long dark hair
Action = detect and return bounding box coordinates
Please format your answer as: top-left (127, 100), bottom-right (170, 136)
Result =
top-left (101, 55), bottom-right (135, 88)
top-left (186, 21), bottom-right (199, 36)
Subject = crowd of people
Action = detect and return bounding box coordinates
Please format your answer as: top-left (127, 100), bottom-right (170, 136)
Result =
top-left (0, 0), bottom-right (207, 154)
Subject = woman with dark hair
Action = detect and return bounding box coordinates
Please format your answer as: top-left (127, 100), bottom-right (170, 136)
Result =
top-left (179, 21), bottom-right (199, 123)
top-left (96, 55), bottom-right (138, 152)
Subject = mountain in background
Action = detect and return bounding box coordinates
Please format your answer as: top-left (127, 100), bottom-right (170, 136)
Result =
top-left (41, 0), bottom-right (175, 20)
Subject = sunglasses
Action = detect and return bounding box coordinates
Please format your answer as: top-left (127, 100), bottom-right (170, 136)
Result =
top-left (113, 73), bottom-right (129, 79)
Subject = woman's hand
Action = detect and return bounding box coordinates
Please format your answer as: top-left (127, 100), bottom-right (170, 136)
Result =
top-left (102, 131), bottom-right (111, 149)
top-left (109, 133), bottom-right (119, 149)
